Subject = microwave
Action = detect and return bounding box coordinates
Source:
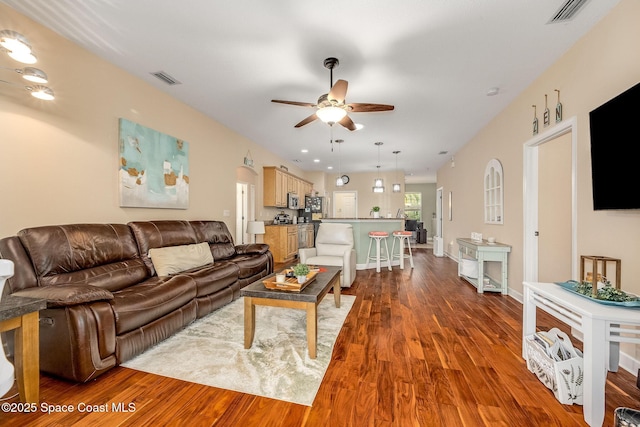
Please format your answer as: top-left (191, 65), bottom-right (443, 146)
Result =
top-left (287, 193), bottom-right (299, 209)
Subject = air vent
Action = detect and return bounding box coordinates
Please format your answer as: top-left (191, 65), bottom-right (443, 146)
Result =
top-left (548, 0), bottom-right (591, 23)
top-left (150, 71), bottom-right (181, 85)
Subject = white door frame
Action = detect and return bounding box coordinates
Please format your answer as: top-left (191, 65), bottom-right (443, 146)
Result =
top-left (436, 187), bottom-right (443, 237)
top-left (523, 116), bottom-right (578, 282)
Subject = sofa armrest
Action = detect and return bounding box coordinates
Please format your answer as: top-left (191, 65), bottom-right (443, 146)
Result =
top-left (12, 285), bottom-right (114, 308)
top-left (298, 248), bottom-right (317, 264)
top-left (235, 243), bottom-right (270, 255)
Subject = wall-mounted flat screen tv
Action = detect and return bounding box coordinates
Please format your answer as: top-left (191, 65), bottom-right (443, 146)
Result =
top-left (588, 81), bottom-right (640, 210)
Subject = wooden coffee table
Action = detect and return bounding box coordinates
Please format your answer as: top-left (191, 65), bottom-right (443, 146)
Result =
top-left (240, 266), bottom-right (341, 359)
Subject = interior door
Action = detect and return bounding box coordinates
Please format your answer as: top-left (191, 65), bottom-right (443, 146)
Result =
top-left (333, 191), bottom-right (357, 218)
top-left (538, 132), bottom-right (572, 282)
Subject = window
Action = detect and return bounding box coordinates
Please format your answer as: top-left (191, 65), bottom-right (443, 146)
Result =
top-left (404, 192), bottom-right (422, 221)
top-left (484, 159), bottom-right (503, 224)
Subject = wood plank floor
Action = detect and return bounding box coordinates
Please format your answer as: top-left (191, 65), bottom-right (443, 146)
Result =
top-left (1, 249), bottom-right (638, 426)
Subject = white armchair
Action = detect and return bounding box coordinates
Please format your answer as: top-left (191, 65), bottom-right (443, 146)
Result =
top-left (298, 223), bottom-right (356, 287)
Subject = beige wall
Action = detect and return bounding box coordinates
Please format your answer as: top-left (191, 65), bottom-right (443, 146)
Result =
top-left (324, 170), bottom-right (405, 218)
top-left (0, 4), bottom-right (310, 236)
top-left (437, 0), bottom-right (640, 297)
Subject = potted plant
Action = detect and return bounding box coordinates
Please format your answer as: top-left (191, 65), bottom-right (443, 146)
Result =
top-left (292, 263), bottom-right (310, 284)
top-left (371, 206), bottom-right (381, 218)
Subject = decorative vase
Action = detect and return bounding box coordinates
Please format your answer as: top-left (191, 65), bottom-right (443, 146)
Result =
top-left (373, 212), bottom-right (380, 218)
top-left (0, 260), bottom-right (15, 397)
top-left (297, 275), bottom-right (307, 284)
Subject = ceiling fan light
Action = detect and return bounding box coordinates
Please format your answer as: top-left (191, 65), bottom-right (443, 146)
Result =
top-left (316, 106), bottom-right (346, 124)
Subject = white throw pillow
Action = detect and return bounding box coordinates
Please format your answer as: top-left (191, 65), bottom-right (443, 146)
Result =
top-left (149, 242), bottom-right (213, 276)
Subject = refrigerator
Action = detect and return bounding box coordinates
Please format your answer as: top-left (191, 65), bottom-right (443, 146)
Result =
top-left (299, 196), bottom-right (324, 238)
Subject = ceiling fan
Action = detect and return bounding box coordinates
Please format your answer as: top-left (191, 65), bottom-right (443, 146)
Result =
top-left (271, 57), bottom-right (394, 131)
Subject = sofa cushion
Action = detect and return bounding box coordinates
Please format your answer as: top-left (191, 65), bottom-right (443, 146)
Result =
top-left (178, 261), bottom-right (239, 297)
top-left (111, 275), bottom-right (197, 335)
top-left (149, 242), bottom-right (213, 276)
top-left (233, 253), bottom-right (272, 279)
top-left (12, 284), bottom-right (114, 307)
top-left (128, 220), bottom-right (199, 275)
top-left (189, 220), bottom-right (236, 260)
top-left (17, 224), bottom-right (148, 292)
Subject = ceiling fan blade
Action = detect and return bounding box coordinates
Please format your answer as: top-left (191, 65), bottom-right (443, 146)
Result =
top-left (338, 115), bottom-right (357, 131)
top-left (294, 113), bottom-right (318, 128)
top-left (272, 99), bottom-right (317, 108)
top-left (328, 79), bottom-right (348, 103)
top-left (347, 103), bottom-right (395, 113)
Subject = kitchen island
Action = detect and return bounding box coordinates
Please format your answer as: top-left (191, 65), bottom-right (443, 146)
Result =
top-left (321, 218), bottom-right (404, 269)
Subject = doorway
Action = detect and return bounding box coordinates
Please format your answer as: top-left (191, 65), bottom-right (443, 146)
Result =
top-left (333, 191), bottom-right (357, 218)
top-left (234, 183), bottom-right (256, 244)
top-left (523, 117), bottom-right (577, 282)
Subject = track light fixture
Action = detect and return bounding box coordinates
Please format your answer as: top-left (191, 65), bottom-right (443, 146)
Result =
top-left (0, 30), bottom-right (37, 64)
top-left (0, 30), bottom-right (54, 101)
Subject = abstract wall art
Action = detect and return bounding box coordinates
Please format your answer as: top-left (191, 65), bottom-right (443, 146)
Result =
top-left (119, 118), bottom-right (189, 209)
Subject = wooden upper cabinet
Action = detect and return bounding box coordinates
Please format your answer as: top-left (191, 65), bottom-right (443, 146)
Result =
top-left (263, 166), bottom-right (313, 208)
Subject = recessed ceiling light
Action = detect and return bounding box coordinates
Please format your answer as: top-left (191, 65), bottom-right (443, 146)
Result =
top-left (327, 166), bottom-right (333, 170)
top-left (486, 87), bottom-right (500, 96)
top-left (301, 149), bottom-right (309, 153)
top-left (438, 151), bottom-right (448, 155)
top-left (313, 159), bottom-right (320, 163)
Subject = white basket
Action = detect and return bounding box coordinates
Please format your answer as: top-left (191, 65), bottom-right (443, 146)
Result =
top-left (460, 258), bottom-right (478, 278)
top-left (524, 328), bottom-right (584, 405)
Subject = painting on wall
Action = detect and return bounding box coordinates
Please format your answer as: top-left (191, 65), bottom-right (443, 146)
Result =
top-left (119, 118), bottom-right (189, 209)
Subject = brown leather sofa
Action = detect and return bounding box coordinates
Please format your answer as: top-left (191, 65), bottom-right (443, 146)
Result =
top-left (0, 220), bottom-right (272, 383)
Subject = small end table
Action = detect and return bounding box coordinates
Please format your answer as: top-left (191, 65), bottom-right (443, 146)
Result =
top-left (0, 295), bottom-right (46, 403)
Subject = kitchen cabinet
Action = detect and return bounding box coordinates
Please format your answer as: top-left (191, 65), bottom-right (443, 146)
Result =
top-left (263, 167), bottom-right (313, 208)
top-left (264, 225), bottom-right (299, 263)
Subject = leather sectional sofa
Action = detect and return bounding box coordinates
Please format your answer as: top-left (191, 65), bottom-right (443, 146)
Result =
top-left (0, 220), bottom-right (272, 383)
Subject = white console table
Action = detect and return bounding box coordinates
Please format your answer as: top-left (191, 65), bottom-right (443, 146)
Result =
top-left (523, 281), bottom-right (640, 427)
top-left (457, 238), bottom-right (511, 294)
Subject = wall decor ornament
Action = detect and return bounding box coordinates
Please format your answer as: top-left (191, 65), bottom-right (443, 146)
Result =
top-left (555, 89), bottom-right (562, 123)
top-left (532, 105), bottom-right (538, 135)
top-left (543, 94), bottom-right (550, 128)
top-left (244, 150), bottom-right (254, 167)
top-left (119, 118), bottom-right (189, 209)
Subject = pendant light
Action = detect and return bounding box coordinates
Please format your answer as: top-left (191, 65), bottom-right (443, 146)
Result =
top-left (372, 142), bottom-right (384, 193)
top-left (335, 139), bottom-right (344, 186)
top-left (392, 150), bottom-right (401, 193)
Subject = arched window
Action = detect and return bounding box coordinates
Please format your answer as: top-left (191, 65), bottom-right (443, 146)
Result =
top-left (484, 159), bottom-right (503, 224)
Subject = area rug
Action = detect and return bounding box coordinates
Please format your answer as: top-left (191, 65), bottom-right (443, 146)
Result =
top-left (122, 294), bottom-right (355, 406)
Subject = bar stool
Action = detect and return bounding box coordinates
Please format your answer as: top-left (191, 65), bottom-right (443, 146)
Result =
top-left (367, 231), bottom-right (392, 273)
top-left (391, 230), bottom-right (414, 269)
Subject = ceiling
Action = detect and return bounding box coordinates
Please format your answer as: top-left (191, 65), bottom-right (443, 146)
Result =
top-left (2, 0), bottom-right (620, 183)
